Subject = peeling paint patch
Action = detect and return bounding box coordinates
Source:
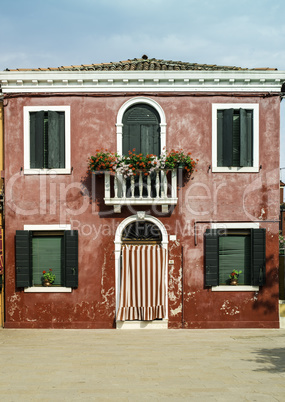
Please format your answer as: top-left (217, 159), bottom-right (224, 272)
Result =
top-left (171, 304), bottom-right (182, 316)
top-left (7, 293), bottom-right (22, 318)
top-left (220, 300), bottom-right (240, 316)
top-left (259, 208), bottom-right (266, 220)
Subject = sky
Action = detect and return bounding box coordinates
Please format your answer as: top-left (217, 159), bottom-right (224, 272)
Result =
top-left (1, 0), bottom-right (285, 171)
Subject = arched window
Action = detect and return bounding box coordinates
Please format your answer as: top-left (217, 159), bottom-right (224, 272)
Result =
top-left (122, 221), bottom-right (162, 244)
top-left (116, 97), bottom-right (166, 156)
top-left (122, 104), bottom-right (161, 156)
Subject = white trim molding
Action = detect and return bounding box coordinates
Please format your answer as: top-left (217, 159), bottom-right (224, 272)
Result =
top-left (23, 105), bottom-right (71, 175)
top-left (24, 287), bottom-right (72, 293)
top-left (212, 103), bottom-right (259, 173)
top-left (212, 286), bottom-right (259, 292)
top-left (24, 224), bottom-right (71, 231)
top-left (1, 70), bottom-right (284, 93)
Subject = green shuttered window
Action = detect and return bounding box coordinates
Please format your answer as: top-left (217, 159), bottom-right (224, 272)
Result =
top-left (217, 109), bottom-right (253, 167)
top-left (30, 111), bottom-right (65, 169)
top-left (15, 230), bottom-right (78, 288)
top-left (205, 228), bottom-right (266, 287)
top-left (32, 235), bottom-right (63, 285)
top-left (122, 104), bottom-right (160, 156)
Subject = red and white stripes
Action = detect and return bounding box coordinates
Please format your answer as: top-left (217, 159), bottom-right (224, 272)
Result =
top-left (117, 245), bottom-right (166, 321)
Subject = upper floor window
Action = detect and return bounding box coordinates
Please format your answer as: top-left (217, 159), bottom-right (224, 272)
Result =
top-left (212, 104), bottom-right (259, 173)
top-left (122, 104), bottom-right (161, 155)
top-left (24, 106), bottom-right (71, 174)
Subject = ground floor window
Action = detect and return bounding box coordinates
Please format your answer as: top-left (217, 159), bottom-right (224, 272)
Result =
top-left (32, 233), bottom-right (63, 286)
top-left (205, 228), bottom-right (266, 287)
top-left (15, 228), bottom-right (78, 288)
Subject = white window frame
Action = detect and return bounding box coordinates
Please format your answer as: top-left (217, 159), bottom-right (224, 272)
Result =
top-left (212, 103), bottom-right (259, 173)
top-left (23, 224), bottom-right (72, 293)
top-left (211, 222), bottom-right (260, 292)
top-left (23, 106), bottom-right (71, 175)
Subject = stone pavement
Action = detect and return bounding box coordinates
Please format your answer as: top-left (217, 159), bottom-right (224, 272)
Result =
top-left (0, 328), bottom-right (285, 401)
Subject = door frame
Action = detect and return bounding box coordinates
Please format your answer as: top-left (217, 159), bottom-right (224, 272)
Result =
top-left (114, 213), bottom-right (169, 324)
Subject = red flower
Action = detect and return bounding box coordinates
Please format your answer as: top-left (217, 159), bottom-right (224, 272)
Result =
top-left (43, 270), bottom-right (46, 274)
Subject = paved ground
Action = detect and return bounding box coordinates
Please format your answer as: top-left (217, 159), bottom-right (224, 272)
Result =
top-left (0, 328), bottom-right (285, 401)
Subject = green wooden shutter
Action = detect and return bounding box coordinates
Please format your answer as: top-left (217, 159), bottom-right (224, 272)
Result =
top-left (222, 109), bottom-right (234, 166)
top-left (48, 111), bottom-right (65, 169)
top-left (232, 112), bottom-right (240, 166)
top-left (240, 109), bottom-right (253, 167)
top-left (217, 111), bottom-right (224, 166)
top-left (205, 229), bottom-right (219, 286)
top-left (126, 124), bottom-right (141, 154)
top-left (122, 104), bottom-right (160, 155)
top-left (30, 111), bottom-right (44, 168)
top-left (15, 230), bottom-right (32, 287)
top-left (141, 124), bottom-right (160, 156)
top-left (251, 228), bottom-right (266, 286)
top-left (64, 230), bottom-right (78, 288)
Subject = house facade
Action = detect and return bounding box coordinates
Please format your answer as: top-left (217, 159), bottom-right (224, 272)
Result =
top-left (0, 57), bottom-right (284, 329)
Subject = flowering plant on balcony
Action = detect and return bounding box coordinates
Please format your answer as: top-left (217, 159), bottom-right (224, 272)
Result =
top-left (163, 149), bottom-right (198, 173)
top-left (88, 148), bottom-right (198, 178)
top-left (89, 150), bottom-right (118, 172)
top-left (114, 150), bottom-right (162, 178)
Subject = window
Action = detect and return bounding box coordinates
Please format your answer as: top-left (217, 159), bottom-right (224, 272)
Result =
top-left (24, 106), bottom-right (71, 174)
top-left (15, 226), bottom-right (78, 289)
top-left (204, 226), bottom-right (266, 288)
top-left (122, 104), bottom-right (161, 155)
top-left (212, 104), bottom-right (259, 173)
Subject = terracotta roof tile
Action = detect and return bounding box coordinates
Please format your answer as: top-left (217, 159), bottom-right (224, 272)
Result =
top-left (5, 57), bottom-right (278, 72)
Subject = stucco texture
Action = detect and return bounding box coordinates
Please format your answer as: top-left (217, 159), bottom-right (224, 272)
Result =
top-left (3, 93), bottom-right (280, 328)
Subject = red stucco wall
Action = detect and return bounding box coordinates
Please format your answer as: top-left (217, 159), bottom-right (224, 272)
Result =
top-left (3, 93), bottom-right (280, 328)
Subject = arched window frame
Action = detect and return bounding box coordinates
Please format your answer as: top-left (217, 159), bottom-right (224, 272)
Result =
top-left (116, 97), bottom-right (166, 155)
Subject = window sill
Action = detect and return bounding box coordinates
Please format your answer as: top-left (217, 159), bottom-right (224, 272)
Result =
top-left (24, 287), bottom-right (72, 293)
top-left (212, 166), bottom-right (259, 173)
top-left (23, 168), bottom-right (71, 175)
top-left (211, 285), bottom-right (259, 292)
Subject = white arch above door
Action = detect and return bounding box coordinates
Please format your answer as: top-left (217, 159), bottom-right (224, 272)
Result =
top-left (116, 97), bottom-right (167, 155)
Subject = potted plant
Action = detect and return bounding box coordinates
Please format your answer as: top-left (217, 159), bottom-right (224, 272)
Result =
top-left (229, 269), bottom-right (242, 285)
top-left (88, 150), bottom-right (118, 172)
top-left (164, 149), bottom-right (198, 174)
top-left (42, 269), bottom-right (56, 287)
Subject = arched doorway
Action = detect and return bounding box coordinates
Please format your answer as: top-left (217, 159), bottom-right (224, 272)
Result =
top-left (115, 214), bottom-right (168, 329)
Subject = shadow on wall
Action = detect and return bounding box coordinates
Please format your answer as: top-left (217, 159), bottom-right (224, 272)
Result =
top-left (252, 258), bottom-right (279, 315)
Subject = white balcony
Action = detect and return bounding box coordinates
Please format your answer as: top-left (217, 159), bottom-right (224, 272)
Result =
top-left (103, 170), bottom-right (178, 213)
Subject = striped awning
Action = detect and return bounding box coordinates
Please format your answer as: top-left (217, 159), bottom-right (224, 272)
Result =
top-left (117, 245), bottom-right (167, 321)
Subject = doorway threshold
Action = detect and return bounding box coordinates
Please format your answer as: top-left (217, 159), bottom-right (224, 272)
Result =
top-left (116, 320), bottom-right (168, 329)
